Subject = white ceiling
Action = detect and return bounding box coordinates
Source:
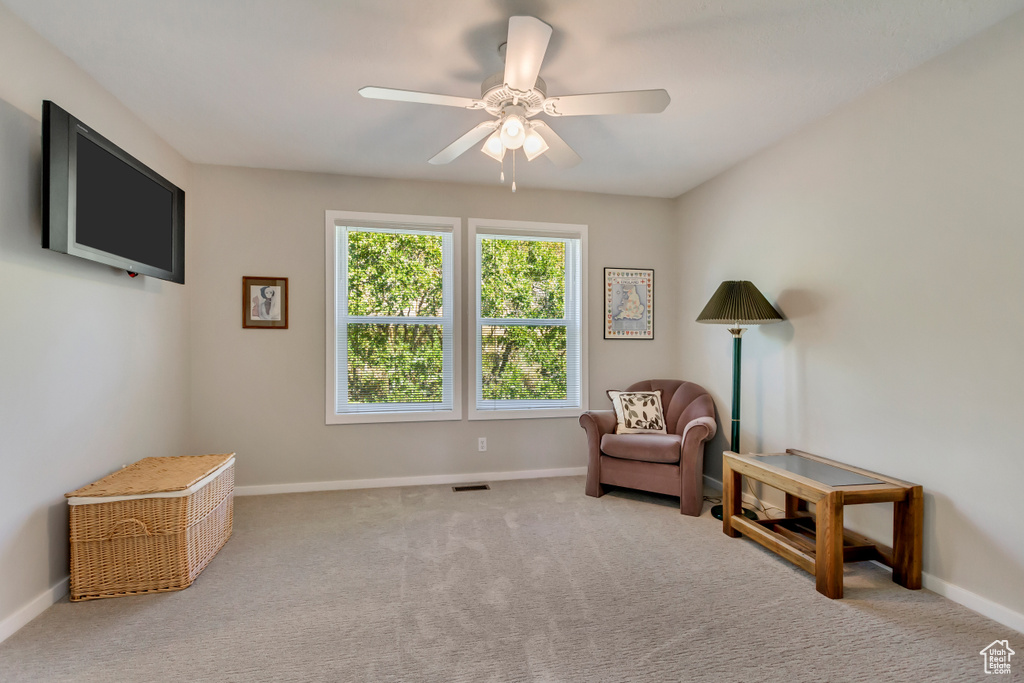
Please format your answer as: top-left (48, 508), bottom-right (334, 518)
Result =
top-left (5, 0), bottom-right (1024, 198)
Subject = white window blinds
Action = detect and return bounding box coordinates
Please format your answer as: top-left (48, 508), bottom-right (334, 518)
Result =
top-left (470, 220), bottom-right (586, 418)
top-left (326, 212), bottom-right (460, 423)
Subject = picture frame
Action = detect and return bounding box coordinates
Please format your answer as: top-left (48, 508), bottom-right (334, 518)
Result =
top-left (604, 267), bottom-right (653, 339)
top-left (242, 276), bottom-right (289, 329)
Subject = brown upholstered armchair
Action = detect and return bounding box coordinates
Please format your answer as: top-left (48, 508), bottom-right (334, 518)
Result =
top-left (579, 380), bottom-right (717, 516)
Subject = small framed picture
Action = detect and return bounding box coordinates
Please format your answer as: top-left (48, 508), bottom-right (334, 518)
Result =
top-left (243, 276), bottom-right (288, 329)
top-left (604, 268), bottom-right (653, 339)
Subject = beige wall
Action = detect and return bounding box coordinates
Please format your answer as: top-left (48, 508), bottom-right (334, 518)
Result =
top-left (0, 6), bottom-right (190, 631)
top-left (187, 166), bottom-right (678, 487)
top-left (674, 13), bottom-right (1024, 617)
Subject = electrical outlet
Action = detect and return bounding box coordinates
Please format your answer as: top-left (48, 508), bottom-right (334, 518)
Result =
top-left (478, 437), bottom-right (487, 452)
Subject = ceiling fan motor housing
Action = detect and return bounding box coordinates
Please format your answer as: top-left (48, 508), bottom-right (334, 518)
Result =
top-left (481, 71), bottom-right (547, 115)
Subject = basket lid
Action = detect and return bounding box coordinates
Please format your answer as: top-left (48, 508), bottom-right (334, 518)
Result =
top-left (65, 453), bottom-right (235, 498)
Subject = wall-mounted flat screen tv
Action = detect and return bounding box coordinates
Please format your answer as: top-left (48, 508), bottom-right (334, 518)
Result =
top-left (42, 100), bottom-right (185, 284)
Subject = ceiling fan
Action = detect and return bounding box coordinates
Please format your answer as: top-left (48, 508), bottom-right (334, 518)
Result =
top-left (359, 16), bottom-right (670, 189)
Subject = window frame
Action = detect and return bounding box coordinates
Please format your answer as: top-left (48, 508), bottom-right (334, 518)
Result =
top-left (325, 210), bottom-right (461, 424)
top-left (468, 218), bottom-right (588, 421)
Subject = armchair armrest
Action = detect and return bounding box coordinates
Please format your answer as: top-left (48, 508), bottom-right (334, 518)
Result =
top-left (579, 410), bottom-right (616, 437)
top-left (580, 410), bottom-right (616, 497)
top-left (679, 415), bottom-right (717, 515)
top-left (681, 415), bottom-right (716, 447)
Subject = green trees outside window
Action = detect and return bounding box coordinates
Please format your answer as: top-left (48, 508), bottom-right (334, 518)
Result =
top-left (479, 238), bottom-right (568, 401)
top-left (346, 230), bottom-right (446, 404)
top-left (347, 323), bottom-right (444, 403)
top-left (344, 232), bottom-right (570, 405)
top-left (348, 231), bottom-right (443, 317)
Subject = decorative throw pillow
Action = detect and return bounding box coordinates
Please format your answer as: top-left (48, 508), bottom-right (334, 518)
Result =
top-left (606, 390), bottom-right (667, 434)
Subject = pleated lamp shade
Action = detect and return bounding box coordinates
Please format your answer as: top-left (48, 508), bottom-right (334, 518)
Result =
top-left (696, 281), bottom-right (783, 325)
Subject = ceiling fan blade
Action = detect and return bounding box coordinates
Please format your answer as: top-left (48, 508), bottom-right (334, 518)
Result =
top-left (359, 86), bottom-right (484, 110)
top-left (428, 121), bottom-right (498, 165)
top-left (503, 16), bottom-right (552, 92)
top-left (530, 121), bottom-right (581, 168)
top-left (543, 89), bottom-right (670, 116)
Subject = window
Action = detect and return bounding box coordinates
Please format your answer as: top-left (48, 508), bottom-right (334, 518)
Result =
top-left (325, 211), bottom-right (460, 423)
top-left (469, 219), bottom-right (587, 420)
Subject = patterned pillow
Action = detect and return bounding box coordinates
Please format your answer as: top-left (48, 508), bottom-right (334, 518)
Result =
top-left (606, 390), bottom-right (667, 434)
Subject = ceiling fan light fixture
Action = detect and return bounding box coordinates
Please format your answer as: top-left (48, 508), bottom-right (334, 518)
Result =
top-left (482, 130), bottom-right (506, 161)
top-left (522, 127), bottom-right (549, 161)
top-left (504, 117), bottom-right (522, 137)
top-left (500, 114), bottom-right (527, 149)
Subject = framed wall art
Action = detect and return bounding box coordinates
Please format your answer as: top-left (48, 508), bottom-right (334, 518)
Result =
top-left (243, 276), bottom-right (289, 329)
top-left (604, 268), bottom-right (653, 339)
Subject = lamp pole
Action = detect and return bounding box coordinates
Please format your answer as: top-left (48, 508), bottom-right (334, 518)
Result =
top-left (729, 327), bottom-right (744, 452)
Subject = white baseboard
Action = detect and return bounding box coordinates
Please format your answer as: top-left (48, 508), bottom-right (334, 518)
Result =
top-left (235, 466), bottom-right (588, 497)
top-left (0, 577), bottom-right (68, 645)
top-left (867, 560), bottom-right (1023, 635)
top-left (920, 570), bottom-right (1024, 635)
top-left (705, 473), bottom-right (1024, 635)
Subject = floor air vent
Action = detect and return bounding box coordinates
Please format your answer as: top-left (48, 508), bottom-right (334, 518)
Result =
top-left (452, 484), bottom-right (490, 492)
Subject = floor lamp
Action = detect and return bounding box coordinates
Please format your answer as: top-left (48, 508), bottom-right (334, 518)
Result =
top-left (696, 281), bottom-right (784, 520)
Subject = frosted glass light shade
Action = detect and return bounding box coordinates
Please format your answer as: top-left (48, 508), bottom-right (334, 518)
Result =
top-left (523, 128), bottom-right (549, 161)
top-left (482, 130), bottom-right (506, 161)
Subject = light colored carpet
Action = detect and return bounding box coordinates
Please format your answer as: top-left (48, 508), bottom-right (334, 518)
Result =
top-left (0, 477), bottom-right (1014, 682)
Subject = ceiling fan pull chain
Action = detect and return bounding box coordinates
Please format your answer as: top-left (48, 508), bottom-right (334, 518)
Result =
top-left (500, 154), bottom-right (505, 183)
top-left (512, 149), bottom-right (517, 192)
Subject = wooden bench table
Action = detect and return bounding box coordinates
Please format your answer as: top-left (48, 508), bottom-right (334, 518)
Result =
top-left (722, 449), bottom-right (922, 599)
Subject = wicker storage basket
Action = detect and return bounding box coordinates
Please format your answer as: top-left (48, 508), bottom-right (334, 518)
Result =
top-left (65, 453), bottom-right (235, 602)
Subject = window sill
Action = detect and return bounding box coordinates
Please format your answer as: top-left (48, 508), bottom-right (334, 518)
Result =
top-left (468, 407), bottom-right (585, 421)
top-left (326, 410), bottom-right (461, 425)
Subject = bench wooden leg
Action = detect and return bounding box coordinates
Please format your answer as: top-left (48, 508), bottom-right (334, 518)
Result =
top-left (722, 458), bottom-right (741, 538)
top-left (815, 491), bottom-right (845, 599)
top-left (785, 492), bottom-right (807, 517)
top-left (892, 485), bottom-right (923, 589)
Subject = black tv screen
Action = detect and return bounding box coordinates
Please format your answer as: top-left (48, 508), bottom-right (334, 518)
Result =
top-left (42, 100), bottom-right (185, 283)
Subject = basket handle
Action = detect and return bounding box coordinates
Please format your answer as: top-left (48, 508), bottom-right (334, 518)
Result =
top-left (107, 518), bottom-right (152, 539)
